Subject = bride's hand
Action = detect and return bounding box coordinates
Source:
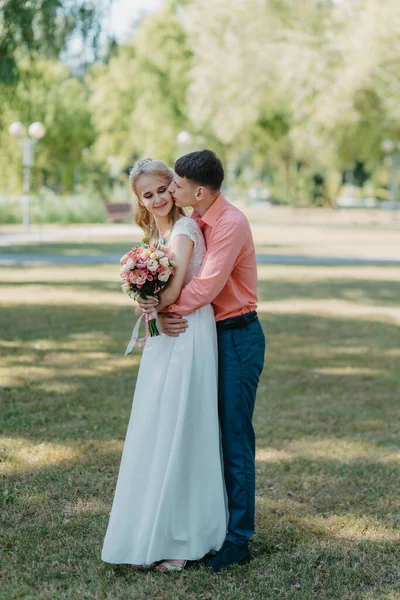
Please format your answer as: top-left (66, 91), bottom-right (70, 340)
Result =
top-left (137, 295), bottom-right (158, 313)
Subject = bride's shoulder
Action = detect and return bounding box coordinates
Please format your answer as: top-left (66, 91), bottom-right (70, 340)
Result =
top-left (175, 215), bottom-right (197, 227)
top-left (172, 216), bottom-right (202, 240)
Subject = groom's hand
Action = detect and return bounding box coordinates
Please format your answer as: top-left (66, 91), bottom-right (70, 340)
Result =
top-left (158, 313), bottom-right (188, 337)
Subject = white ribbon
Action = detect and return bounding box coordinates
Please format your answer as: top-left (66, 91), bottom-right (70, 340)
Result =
top-left (124, 314), bottom-right (146, 355)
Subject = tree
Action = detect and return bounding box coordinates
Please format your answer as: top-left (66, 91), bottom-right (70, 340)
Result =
top-left (0, 0), bottom-right (110, 84)
top-left (89, 1), bottom-right (193, 168)
top-left (183, 0), bottom-right (338, 200)
top-left (1, 56), bottom-right (95, 193)
top-left (182, 0), bottom-right (400, 202)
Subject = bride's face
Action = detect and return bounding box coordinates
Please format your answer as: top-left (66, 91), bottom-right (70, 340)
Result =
top-left (135, 174), bottom-right (173, 217)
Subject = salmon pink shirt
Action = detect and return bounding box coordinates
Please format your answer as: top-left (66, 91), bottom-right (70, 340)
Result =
top-left (166, 193), bottom-right (258, 321)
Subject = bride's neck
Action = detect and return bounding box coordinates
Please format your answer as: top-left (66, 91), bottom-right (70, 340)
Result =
top-left (154, 215), bottom-right (172, 240)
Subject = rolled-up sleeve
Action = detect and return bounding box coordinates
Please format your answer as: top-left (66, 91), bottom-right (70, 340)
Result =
top-left (165, 219), bottom-right (247, 316)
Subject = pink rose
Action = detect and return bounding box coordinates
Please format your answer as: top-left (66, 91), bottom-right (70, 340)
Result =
top-left (127, 271), bottom-right (137, 284)
top-left (120, 258), bottom-right (135, 276)
top-left (136, 269), bottom-right (148, 286)
top-left (136, 256), bottom-right (149, 269)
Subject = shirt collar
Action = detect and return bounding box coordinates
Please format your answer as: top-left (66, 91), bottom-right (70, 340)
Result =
top-left (191, 193), bottom-right (226, 228)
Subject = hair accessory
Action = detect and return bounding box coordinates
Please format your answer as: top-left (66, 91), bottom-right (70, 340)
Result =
top-left (136, 157), bottom-right (154, 168)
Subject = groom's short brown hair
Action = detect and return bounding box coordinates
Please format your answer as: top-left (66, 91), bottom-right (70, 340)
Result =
top-left (175, 150), bottom-right (224, 191)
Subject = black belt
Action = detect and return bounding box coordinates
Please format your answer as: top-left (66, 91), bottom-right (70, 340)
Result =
top-left (216, 310), bottom-right (258, 332)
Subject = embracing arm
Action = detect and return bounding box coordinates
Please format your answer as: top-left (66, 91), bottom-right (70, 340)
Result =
top-left (165, 219), bottom-right (247, 315)
top-left (155, 234), bottom-right (194, 312)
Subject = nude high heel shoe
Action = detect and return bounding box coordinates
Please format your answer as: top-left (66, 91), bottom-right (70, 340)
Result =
top-left (154, 559), bottom-right (187, 573)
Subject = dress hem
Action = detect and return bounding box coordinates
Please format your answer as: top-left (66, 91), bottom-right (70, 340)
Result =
top-left (102, 546), bottom-right (222, 565)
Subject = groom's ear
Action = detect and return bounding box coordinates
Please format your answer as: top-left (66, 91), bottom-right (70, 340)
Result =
top-left (195, 186), bottom-right (206, 202)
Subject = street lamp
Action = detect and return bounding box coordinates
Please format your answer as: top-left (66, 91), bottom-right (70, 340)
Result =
top-left (176, 130), bottom-right (194, 159)
top-left (9, 121), bottom-right (46, 229)
top-left (176, 131), bottom-right (192, 147)
top-left (381, 138), bottom-right (400, 220)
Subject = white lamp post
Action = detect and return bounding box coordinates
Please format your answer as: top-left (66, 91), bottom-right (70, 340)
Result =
top-left (176, 130), bottom-right (192, 146)
top-left (381, 138), bottom-right (400, 220)
top-left (9, 121), bottom-right (46, 229)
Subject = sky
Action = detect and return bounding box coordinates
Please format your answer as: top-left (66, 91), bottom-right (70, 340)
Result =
top-left (64, 0), bottom-right (161, 68)
top-left (106, 0), bottom-right (162, 41)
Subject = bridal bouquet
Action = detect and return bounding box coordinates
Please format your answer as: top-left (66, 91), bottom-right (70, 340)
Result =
top-left (120, 242), bottom-right (176, 338)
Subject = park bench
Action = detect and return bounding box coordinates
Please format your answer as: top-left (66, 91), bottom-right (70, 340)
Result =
top-left (103, 201), bottom-right (134, 223)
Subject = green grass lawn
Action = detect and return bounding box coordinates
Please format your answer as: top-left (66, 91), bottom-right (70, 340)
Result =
top-left (1, 246), bottom-right (400, 598)
top-left (1, 240), bottom-right (141, 256)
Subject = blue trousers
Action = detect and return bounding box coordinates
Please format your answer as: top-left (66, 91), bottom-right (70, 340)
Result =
top-left (217, 316), bottom-right (265, 547)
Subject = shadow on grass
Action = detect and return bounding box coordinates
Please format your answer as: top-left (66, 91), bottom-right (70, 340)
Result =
top-left (2, 240), bottom-right (142, 256)
top-left (0, 279), bottom-right (121, 295)
top-left (258, 276), bottom-right (400, 307)
top-left (1, 278), bottom-right (400, 598)
top-left (1, 270), bottom-right (400, 310)
top-left (4, 239), bottom-right (297, 257)
top-left (2, 446), bottom-right (400, 599)
top-left (1, 303), bottom-right (399, 442)
top-left (0, 279), bottom-right (122, 295)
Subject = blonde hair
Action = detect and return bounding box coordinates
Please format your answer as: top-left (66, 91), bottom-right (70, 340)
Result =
top-left (129, 158), bottom-right (185, 243)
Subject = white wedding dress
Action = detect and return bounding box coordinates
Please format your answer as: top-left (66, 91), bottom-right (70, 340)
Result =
top-left (102, 217), bottom-right (227, 565)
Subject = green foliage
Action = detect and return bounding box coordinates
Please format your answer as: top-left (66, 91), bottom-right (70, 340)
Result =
top-left (89, 2), bottom-right (193, 168)
top-left (2, 0), bottom-right (400, 211)
top-left (0, 191), bottom-right (106, 224)
top-left (1, 55), bottom-right (95, 193)
top-left (0, 0), bottom-right (107, 83)
top-left (184, 0), bottom-right (400, 202)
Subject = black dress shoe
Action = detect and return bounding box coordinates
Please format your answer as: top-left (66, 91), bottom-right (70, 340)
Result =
top-left (205, 540), bottom-right (250, 572)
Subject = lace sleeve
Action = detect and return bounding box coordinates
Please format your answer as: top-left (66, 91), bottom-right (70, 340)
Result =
top-left (170, 217), bottom-right (202, 246)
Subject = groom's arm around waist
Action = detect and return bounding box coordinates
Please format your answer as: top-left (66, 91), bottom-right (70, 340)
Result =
top-left (165, 216), bottom-right (250, 316)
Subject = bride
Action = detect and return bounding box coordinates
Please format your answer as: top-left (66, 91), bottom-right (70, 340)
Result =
top-left (101, 158), bottom-right (227, 572)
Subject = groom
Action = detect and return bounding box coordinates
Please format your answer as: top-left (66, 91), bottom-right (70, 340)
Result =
top-left (139, 149), bottom-right (265, 571)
